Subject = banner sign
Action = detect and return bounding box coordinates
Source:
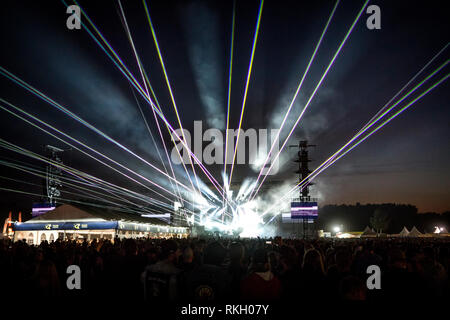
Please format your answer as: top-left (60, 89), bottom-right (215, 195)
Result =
top-left (14, 221), bottom-right (187, 233)
top-left (14, 221), bottom-right (118, 231)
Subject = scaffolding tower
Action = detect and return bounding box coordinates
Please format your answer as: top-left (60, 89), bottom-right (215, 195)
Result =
top-left (43, 145), bottom-right (65, 205)
top-left (290, 140), bottom-right (317, 239)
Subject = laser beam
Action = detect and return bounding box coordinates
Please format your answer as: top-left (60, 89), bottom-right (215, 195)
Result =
top-left (250, 0), bottom-right (370, 201)
top-left (261, 71), bottom-right (449, 218)
top-left (228, 0), bottom-right (264, 185)
top-left (248, 0), bottom-right (340, 200)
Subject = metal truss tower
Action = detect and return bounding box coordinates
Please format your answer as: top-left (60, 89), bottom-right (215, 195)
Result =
top-left (44, 145), bottom-right (65, 205)
top-left (290, 140), bottom-right (316, 239)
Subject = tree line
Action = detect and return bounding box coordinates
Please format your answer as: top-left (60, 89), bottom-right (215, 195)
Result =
top-left (316, 203), bottom-right (450, 234)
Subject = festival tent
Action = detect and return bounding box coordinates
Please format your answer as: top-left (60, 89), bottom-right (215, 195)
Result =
top-left (433, 226), bottom-right (448, 234)
top-left (408, 226), bottom-right (423, 237)
top-left (361, 226), bottom-right (377, 237)
top-left (398, 227), bottom-right (410, 237)
top-left (13, 204), bottom-right (189, 245)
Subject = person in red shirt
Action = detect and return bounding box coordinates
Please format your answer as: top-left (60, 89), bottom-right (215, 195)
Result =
top-left (241, 248), bottom-right (282, 301)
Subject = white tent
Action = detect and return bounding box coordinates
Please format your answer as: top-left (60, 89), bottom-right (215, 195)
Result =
top-left (14, 204), bottom-right (189, 245)
top-left (433, 226), bottom-right (447, 234)
top-left (408, 226), bottom-right (423, 237)
top-left (361, 226), bottom-right (377, 236)
top-left (398, 227), bottom-right (410, 237)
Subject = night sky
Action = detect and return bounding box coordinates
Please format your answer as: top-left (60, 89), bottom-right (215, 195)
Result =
top-left (0, 0), bottom-right (449, 222)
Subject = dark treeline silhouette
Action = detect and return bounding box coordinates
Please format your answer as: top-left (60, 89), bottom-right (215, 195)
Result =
top-left (317, 203), bottom-right (450, 233)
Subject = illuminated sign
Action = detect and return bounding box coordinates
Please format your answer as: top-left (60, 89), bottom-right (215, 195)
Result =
top-left (290, 202), bottom-right (318, 219)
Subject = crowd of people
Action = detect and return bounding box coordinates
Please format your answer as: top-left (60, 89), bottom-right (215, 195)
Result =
top-left (0, 236), bottom-right (448, 302)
